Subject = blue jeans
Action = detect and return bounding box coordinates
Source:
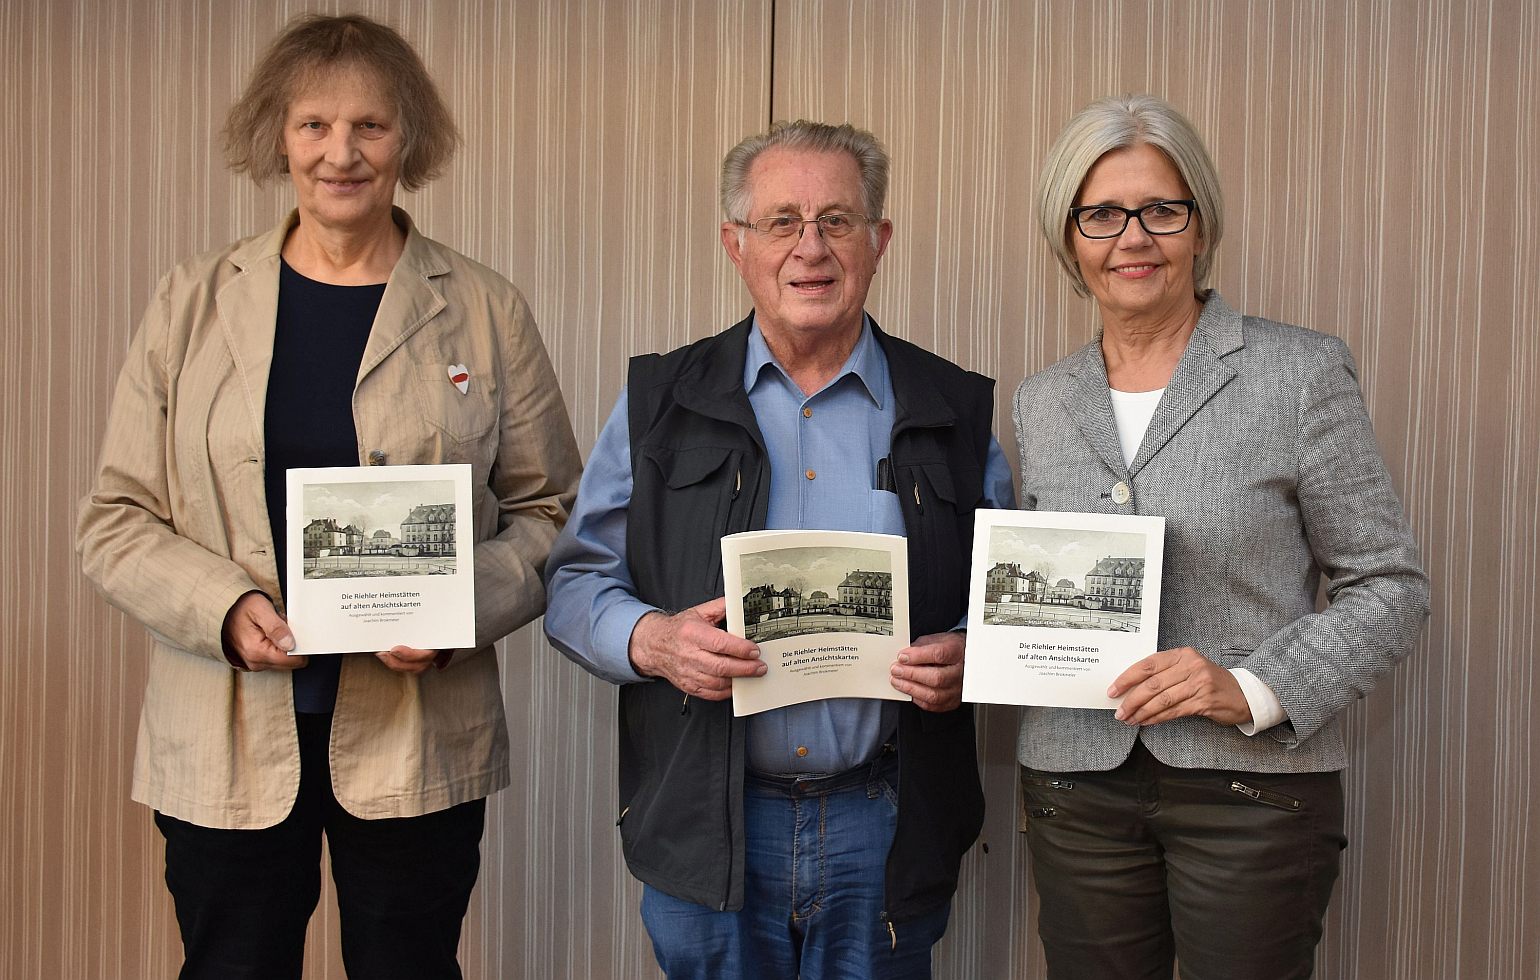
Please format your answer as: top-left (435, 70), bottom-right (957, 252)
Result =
top-left (640, 750), bottom-right (950, 979)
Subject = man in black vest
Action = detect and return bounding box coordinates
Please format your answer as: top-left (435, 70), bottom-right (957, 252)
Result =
top-left (545, 120), bottom-right (1014, 979)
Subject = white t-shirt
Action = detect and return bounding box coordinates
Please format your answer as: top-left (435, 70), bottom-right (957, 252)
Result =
top-left (1108, 386), bottom-right (1164, 468)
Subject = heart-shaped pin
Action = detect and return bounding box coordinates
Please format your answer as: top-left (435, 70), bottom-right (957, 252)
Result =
top-left (447, 363), bottom-right (470, 394)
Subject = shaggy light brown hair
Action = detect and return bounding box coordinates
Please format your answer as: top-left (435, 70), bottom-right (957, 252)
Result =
top-left (222, 13), bottom-right (459, 192)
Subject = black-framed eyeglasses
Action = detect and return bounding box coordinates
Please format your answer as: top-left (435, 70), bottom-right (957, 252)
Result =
top-left (737, 212), bottom-right (871, 241)
top-left (1068, 199), bottom-right (1197, 239)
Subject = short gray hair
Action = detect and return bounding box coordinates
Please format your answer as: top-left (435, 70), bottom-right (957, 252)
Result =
top-left (720, 120), bottom-right (890, 225)
top-left (1036, 94), bottom-right (1224, 297)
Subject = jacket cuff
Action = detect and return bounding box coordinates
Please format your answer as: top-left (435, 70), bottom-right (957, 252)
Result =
top-left (194, 573), bottom-right (272, 663)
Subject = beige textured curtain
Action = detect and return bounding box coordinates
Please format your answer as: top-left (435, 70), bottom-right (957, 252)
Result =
top-left (4, 1), bottom-right (1534, 977)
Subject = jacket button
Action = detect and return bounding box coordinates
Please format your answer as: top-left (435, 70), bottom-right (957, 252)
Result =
top-left (802, 407), bottom-right (813, 418)
top-left (1111, 481), bottom-right (1131, 505)
top-left (795, 746), bottom-right (809, 757)
top-left (805, 469), bottom-right (816, 481)
top-left (368, 450), bottom-right (387, 465)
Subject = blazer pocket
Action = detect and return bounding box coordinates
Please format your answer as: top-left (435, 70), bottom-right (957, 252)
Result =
top-left (1214, 646), bottom-right (1256, 669)
top-left (415, 363), bottom-right (498, 444)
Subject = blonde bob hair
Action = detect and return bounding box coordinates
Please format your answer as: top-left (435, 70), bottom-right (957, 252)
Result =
top-left (1036, 94), bottom-right (1224, 298)
top-left (222, 13), bottom-right (459, 192)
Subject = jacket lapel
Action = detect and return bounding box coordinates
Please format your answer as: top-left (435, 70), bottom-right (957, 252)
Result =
top-left (1058, 339), bottom-right (1129, 478)
top-left (215, 208), bottom-right (452, 429)
top-left (1128, 294), bottom-right (1243, 477)
top-left (216, 215), bottom-right (291, 434)
top-left (358, 208), bottom-right (449, 383)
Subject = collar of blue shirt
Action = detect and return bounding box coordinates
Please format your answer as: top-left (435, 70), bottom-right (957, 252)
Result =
top-left (743, 314), bottom-right (888, 409)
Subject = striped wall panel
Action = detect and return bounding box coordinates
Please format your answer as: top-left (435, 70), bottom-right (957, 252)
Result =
top-left (3, 1), bottom-right (1533, 977)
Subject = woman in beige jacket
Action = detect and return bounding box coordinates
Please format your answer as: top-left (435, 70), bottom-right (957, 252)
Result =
top-left (75, 14), bottom-right (580, 979)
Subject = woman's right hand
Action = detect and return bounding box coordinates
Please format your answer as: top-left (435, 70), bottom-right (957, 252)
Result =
top-left (1107, 647), bottom-right (1250, 727)
top-left (221, 591), bottom-right (306, 671)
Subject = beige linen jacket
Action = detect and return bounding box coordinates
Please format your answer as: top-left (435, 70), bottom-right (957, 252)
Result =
top-left (77, 209), bottom-right (581, 829)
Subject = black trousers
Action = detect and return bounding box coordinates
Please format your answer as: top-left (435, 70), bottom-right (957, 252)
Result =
top-left (1021, 740), bottom-right (1346, 980)
top-left (155, 712), bottom-right (486, 980)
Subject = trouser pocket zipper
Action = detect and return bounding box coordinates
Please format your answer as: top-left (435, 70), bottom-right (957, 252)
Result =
top-left (1230, 780), bottom-right (1302, 811)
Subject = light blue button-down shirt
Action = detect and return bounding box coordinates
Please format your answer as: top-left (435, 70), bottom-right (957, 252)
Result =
top-left (544, 318), bottom-right (1015, 775)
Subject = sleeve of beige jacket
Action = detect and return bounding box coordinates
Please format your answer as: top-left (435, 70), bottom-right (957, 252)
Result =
top-left (458, 286), bottom-right (582, 663)
top-left (75, 273), bottom-right (264, 662)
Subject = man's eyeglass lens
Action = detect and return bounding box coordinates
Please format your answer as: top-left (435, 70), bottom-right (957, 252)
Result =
top-left (750, 213), bottom-right (868, 239)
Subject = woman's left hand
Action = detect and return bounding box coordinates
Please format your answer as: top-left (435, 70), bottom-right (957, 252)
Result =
top-left (376, 645), bottom-right (442, 675)
top-left (1109, 647), bottom-right (1251, 727)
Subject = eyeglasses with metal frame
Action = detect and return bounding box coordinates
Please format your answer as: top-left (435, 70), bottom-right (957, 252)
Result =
top-left (737, 212), bottom-right (872, 241)
top-left (1068, 199), bottom-right (1197, 239)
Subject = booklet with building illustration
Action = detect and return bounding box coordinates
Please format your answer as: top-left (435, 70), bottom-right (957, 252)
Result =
top-left (721, 530), bottom-right (911, 716)
top-left (962, 510), bottom-right (1165, 709)
top-left (284, 463), bottom-right (475, 655)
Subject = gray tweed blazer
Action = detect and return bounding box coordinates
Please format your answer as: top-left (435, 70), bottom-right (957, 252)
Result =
top-left (1011, 292), bottom-right (1428, 773)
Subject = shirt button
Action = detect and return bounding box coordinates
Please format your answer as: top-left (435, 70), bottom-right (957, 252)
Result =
top-left (368, 450), bottom-right (387, 465)
top-left (796, 746), bottom-right (809, 757)
top-left (802, 407), bottom-right (813, 418)
top-left (1111, 481), bottom-right (1131, 505)
top-left (805, 469), bottom-right (816, 481)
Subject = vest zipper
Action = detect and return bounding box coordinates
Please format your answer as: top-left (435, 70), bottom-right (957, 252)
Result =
top-left (912, 480), bottom-right (923, 514)
top-left (887, 918), bottom-right (897, 950)
top-left (731, 468), bottom-right (741, 500)
top-left (720, 711), bottom-right (735, 910)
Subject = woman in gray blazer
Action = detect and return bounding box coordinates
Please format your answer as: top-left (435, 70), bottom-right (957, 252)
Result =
top-left (1012, 93), bottom-right (1428, 980)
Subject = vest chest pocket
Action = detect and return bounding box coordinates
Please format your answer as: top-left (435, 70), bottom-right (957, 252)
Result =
top-left (645, 445), bottom-right (740, 490)
top-left (640, 445), bottom-right (746, 594)
top-left (909, 462), bottom-right (959, 511)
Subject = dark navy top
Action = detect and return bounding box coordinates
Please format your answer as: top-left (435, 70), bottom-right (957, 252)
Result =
top-left (263, 258), bottom-right (385, 713)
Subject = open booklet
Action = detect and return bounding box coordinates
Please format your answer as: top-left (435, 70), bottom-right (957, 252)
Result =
top-left (961, 509), bottom-right (1165, 709)
top-left (721, 530), bottom-right (911, 717)
top-left (284, 463), bottom-right (476, 655)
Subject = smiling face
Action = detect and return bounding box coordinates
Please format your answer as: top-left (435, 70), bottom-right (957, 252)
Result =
top-left (281, 66), bottom-right (403, 234)
top-left (720, 147), bottom-right (893, 349)
top-left (1071, 141), bottom-right (1204, 326)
